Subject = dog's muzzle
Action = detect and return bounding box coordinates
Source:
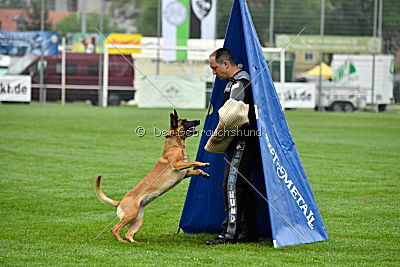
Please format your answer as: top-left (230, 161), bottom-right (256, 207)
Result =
top-left (185, 120), bottom-right (200, 136)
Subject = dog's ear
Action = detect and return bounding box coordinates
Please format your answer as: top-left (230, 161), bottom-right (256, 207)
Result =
top-left (170, 112), bottom-right (178, 129)
top-left (174, 109), bottom-right (178, 119)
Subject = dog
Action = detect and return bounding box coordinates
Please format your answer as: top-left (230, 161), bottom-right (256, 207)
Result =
top-left (95, 109), bottom-right (211, 242)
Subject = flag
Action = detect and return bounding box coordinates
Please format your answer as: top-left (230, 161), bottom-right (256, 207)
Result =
top-left (162, 0), bottom-right (190, 61)
top-left (179, 0), bottom-right (328, 247)
top-left (190, 0), bottom-right (216, 39)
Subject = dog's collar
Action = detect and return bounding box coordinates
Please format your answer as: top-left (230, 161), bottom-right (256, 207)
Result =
top-left (165, 133), bottom-right (174, 138)
top-left (165, 132), bottom-right (186, 139)
top-left (165, 131), bottom-right (179, 138)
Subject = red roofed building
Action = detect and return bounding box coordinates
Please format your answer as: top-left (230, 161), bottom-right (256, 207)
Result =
top-left (0, 9), bottom-right (69, 31)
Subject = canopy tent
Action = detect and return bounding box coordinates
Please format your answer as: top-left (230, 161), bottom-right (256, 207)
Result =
top-left (179, 0), bottom-right (328, 247)
top-left (301, 62), bottom-right (332, 79)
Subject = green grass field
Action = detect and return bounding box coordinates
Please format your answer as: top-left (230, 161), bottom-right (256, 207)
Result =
top-left (0, 103), bottom-right (399, 265)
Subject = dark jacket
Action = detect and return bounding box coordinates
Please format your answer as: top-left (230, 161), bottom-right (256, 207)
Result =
top-left (223, 70), bottom-right (257, 141)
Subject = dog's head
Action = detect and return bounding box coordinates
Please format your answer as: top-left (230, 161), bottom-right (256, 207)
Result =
top-left (168, 109), bottom-right (200, 139)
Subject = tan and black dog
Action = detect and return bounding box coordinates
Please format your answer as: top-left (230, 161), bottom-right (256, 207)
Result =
top-left (95, 110), bottom-right (211, 242)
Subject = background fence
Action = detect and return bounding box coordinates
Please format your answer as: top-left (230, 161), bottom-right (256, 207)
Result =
top-left (1, 0), bottom-right (400, 105)
top-left (2, 0), bottom-right (399, 73)
top-left (2, 1), bottom-right (399, 55)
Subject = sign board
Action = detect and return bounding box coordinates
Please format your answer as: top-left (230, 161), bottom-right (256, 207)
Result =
top-left (72, 33), bottom-right (142, 54)
top-left (72, 33), bottom-right (105, 54)
top-left (276, 34), bottom-right (382, 54)
top-left (0, 75), bottom-right (31, 102)
top-left (137, 75), bottom-right (205, 108)
top-left (0, 31), bottom-right (59, 56)
top-left (103, 33), bottom-right (142, 54)
top-left (274, 82), bottom-right (316, 108)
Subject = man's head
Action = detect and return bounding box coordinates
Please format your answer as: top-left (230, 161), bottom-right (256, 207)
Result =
top-left (209, 48), bottom-right (240, 80)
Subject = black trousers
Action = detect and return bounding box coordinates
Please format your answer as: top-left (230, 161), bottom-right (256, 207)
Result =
top-left (221, 138), bottom-right (259, 240)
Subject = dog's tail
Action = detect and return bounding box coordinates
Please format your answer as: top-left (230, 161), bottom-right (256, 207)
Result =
top-left (95, 176), bottom-right (120, 207)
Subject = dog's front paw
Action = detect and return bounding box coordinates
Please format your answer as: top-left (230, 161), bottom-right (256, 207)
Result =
top-left (202, 162), bottom-right (212, 168)
top-left (200, 172), bottom-right (210, 178)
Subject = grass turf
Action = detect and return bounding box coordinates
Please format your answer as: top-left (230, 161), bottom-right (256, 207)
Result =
top-left (0, 103), bottom-right (399, 265)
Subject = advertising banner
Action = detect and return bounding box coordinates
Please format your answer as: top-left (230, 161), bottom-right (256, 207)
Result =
top-left (0, 31), bottom-right (59, 56)
top-left (274, 82), bottom-right (316, 108)
top-left (190, 0), bottom-right (216, 39)
top-left (276, 34), bottom-right (382, 54)
top-left (72, 33), bottom-right (142, 54)
top-left (0, 75), bottom-right (31, 102)
top-left (162, 0), bottom-right (190, 61)
top-left (103, 33), bottom-right (142, 54)
top-left (137, 75), bottom-right (205, 108)
top-left (72, 33), bottom-right (105, 53)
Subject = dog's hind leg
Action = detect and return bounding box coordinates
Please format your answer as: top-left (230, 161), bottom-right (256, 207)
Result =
top-left (125, 221), bottom-right (136, 242)
top-left (111, 204), bottom-right (139, 242)
top-left (111, 217), bottom-right (131, 242)
top-left (125, 206), bottom-right (145, 242)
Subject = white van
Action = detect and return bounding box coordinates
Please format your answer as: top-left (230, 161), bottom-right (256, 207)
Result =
top-left (331, 54), bottom-right (394, 111)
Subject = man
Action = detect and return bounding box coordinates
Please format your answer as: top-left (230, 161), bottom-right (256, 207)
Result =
top-left (206, 48), bottom-right (260, 245)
